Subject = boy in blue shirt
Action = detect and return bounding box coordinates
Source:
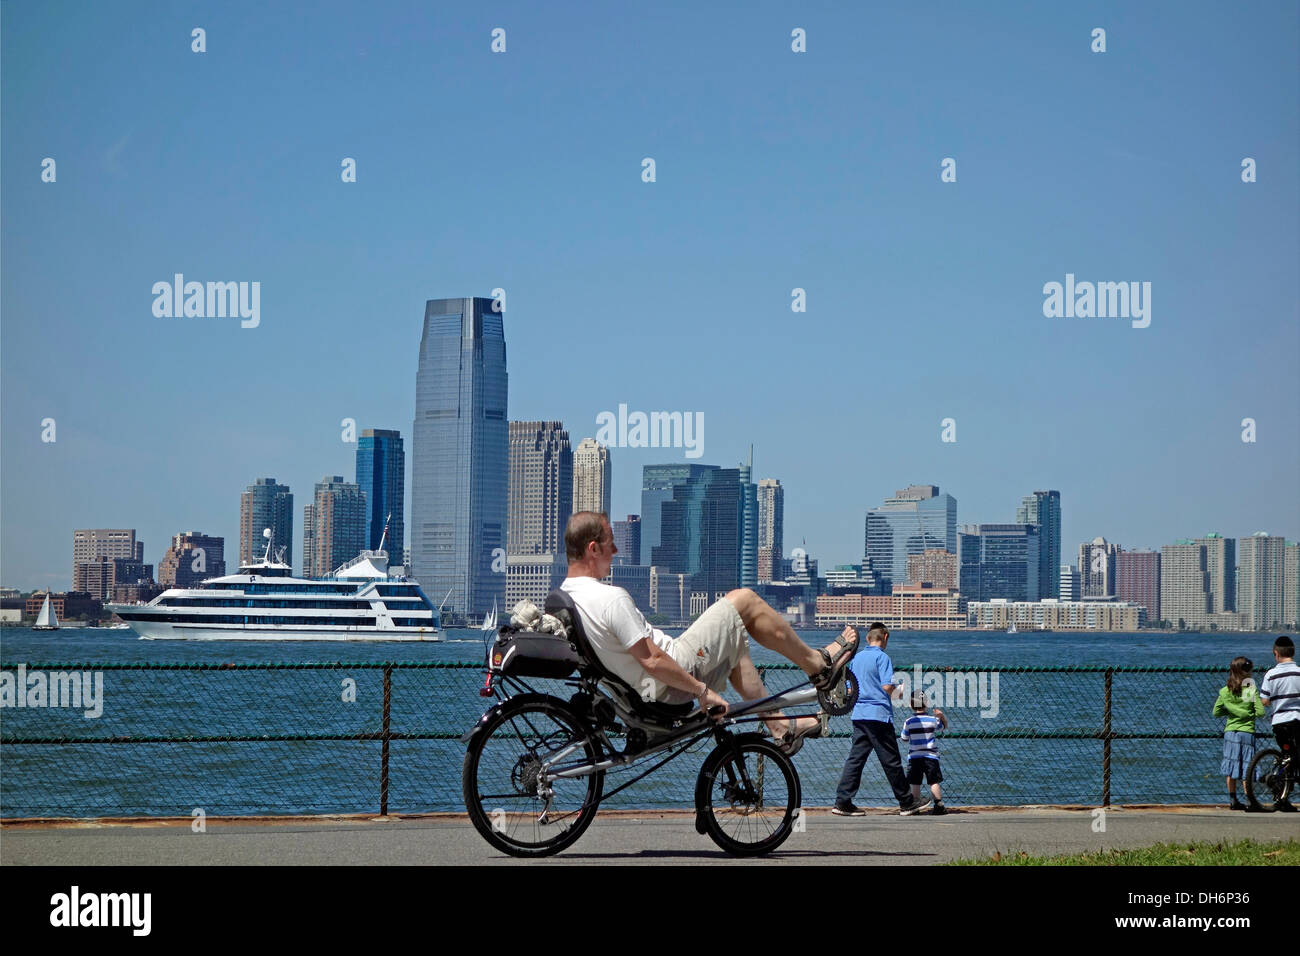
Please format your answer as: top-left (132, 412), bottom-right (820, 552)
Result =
top-left (902, 692), bottom-right (949, 815)
top-left (832, 623), bottom-right (930, 816)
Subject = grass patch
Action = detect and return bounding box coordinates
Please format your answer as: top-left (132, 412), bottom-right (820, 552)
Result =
top-left (947, 839), bottom-right (1300, 866)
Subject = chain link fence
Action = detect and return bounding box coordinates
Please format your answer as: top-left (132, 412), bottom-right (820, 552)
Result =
top-left (0, 661), bottom-right (1274, 817)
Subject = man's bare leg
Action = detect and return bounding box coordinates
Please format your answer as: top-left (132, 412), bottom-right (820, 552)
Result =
top-left (728, 653), bottom-right (820, 739)
top-left (725, 588), bottom-right (854, 677)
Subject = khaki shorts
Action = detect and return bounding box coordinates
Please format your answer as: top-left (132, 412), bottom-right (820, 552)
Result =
top-left (655, 597), bottom-right (749, 703)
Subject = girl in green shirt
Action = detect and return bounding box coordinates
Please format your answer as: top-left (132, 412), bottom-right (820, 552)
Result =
top-left (1213, 656), bottom-right (1265, 810)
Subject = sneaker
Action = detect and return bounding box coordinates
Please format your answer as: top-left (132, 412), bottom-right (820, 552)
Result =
top-left (1229, 798), bottom-right (1247, 811)
top-left (900, 796), bottom-right (932, 816)
top-left (1277, 801), bottom-right (1297, 813)
top-left (831, 802), bottom-right (866, 817)
top-left (931, 802), bottom-right (948, 815)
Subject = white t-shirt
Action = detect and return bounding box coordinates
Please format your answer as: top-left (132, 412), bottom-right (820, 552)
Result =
top-left (560, 575), bottom-right (675, 697)
top-left (1261, 661), bottom-right (1300, 725)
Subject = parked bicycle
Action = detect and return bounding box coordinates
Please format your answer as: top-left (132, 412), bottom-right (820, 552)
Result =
top-left (1245, 736), bottom-right (1297, 811)
top-left (461, 589), bottom-right (858, 857)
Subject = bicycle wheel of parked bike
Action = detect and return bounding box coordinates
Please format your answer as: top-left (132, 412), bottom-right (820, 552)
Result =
top-left (695, 733), bottom-right (800, 856)
top-left (1245, 748), bottom-right (1290, 811)
top-left (463, 695), bottom-right (604, 857)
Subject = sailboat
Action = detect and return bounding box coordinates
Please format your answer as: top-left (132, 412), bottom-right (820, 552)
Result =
top-left (1006, 618), bottom-right (1017, 634)
top-left (480, 598), bottom-right (498, 632)
top-left (33, 593), bottom-right (59, 631)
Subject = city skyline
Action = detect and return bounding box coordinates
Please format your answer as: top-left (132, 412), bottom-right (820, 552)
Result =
top-left (3, 3), bottom-right (1298, 591)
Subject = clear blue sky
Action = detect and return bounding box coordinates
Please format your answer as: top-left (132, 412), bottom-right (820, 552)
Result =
top-left (3, 1), bottom-right (1297, 591)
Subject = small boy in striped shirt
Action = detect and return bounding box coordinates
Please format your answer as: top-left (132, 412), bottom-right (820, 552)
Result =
top-left (902, 692), bottom-right (949, 815)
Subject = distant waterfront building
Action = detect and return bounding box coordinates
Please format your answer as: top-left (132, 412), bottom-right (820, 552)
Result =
top-left (864, 485), bottom-right (957, 590)
top-left (967, 598), bottom-right (1144, 632)
top-left (74, 558), bottom-right (152, 602)
top-left (757, 478), bottom-right (784, 584)
top-left (1284, 542), bottom-right (1300, 628)
top-left (646, 464), bottom-right (746, 596)
top-left (1078, 537), bottom-right (1120, 598)
top-left (605, 563), bottom-right (652, 611)
top-left (650, 566), bottom-right (690, 621)
top-left (25, 592), bottom-right (68, 620)
top-left (304, 476), bottom-right (367, 578)
top-left (240, 478), bottom-right (294, 568)
top-left (411, 296), bottom-right (507, 618)
top-left (639, 464), bottom-right (714, 565)
top-left (1238, 532), bottom-right (1287, 630)
top-left (1116, 549), bottom-right (1160, 624)
top-left (958, 525), bottom-right (1039, 603)
top-left (73, 529), bottom-right (144, 595)
top-left (1059, 564), bottom-right (1080, 601)
top-left (1016, 491), bottom-right (1061, 601)
top-left (356, 429), bottom-right (405, 563)
top-left (1160, 533), bottom-right (1237, 629)
top-left (506, 421), bottom-right (572, 608)
top-left (907, 549), bottom-right (958, 589)
top-left (159, 532), bottom-right (226, 588)
top-left (572, 438), bottom-right (611, 517)
top-left (815, 585), bottom-right (966, 630)
top-left (612, 515), bottom-right (641, 567)
top-left (738, 449), bottom-right (758, 589)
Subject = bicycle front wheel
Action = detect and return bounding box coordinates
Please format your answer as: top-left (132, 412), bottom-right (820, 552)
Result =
top-left (695, 733), bottom-right (801, 856)
top-left (1245, 748), bottom-right (1289, 811)
top-left (463, 695), bottom-right (604, 857)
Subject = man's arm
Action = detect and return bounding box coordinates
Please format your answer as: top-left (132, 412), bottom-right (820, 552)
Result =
top-left (627, 637), bottom-right (728, 717)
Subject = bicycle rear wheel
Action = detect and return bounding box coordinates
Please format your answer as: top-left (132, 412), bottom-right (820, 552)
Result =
top-left (463, 695), bottom-right (604, 857)
top-left (1244, 748), bottom-right (1289, 811)
top-left (695, 733), bottom-right (801, 856)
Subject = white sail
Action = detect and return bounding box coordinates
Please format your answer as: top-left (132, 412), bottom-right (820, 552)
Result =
top-left (34, 594), bottom-right (59, 629)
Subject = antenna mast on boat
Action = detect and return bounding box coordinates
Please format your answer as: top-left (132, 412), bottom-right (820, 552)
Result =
top-left (262, 527), bottom-right (273, 563)
top-left (378, 513), bottom-right (391, 554)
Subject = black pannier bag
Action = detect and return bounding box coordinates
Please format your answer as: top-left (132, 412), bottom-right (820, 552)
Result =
top-left (487, 627), bottom-right (580, 680)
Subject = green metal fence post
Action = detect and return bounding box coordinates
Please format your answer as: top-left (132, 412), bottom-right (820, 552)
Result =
top-left (1102, 667), bottom-right (1113, 807)
top-left (380, 664), bottom-right (392, 815)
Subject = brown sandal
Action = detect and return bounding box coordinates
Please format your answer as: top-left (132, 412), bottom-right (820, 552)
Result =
top-left (812, 630), bottom-right (859, 691)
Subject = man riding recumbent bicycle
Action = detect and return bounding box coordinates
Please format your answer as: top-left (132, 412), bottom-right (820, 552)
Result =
top-left (461, 511), bottom-right (861, 857)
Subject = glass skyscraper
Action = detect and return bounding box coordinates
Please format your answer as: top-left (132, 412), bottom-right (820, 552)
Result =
top-left (639, 464), bottom-right (713, 566)
top-left (864, 485), bottom-right (957, 590)
top-left (958, 524), bottom-right (1040, 603)
top-left (648, 465), bottom-right (744, 596)
top-left (356, 429), bottom-right (405, 563)
top-left (1016, 490), bottom-right (1061, 601)
top-left (411, 297), bottom-right (507, 618)
top-left (738, 448), bottom-right (757, 589)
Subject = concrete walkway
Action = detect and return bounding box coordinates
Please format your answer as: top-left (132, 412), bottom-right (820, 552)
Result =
top-left (4, 807), bottom-right (1297, 865)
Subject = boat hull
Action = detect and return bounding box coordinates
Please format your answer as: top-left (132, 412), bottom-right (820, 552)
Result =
top-left (122, 620), bottom-right (440, 642)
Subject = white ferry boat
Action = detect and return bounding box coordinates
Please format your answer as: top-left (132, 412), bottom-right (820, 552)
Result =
top-left (106, 532), bottom-right (439, 642)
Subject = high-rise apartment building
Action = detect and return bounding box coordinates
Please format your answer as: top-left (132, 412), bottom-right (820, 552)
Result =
top-left (1017, 491), bottom-right (1061, 601)
top-left (1238, 532), bottom-right (1287, 630)
top-left (1160, 534), bottom-right (1237, 628)
top-left (957, 524), bottom-right (1040, 603)
top-left (757, 478), bottom-right (784, 583)
top-left (304, 476), bottom-right (367, 578)
top-left (1284, 542), bottom-right (1300, 628)
top-left (572, 438), bottom-right (611, 517)
top-left (506, 421), bottom-right (572, 608)
top-left (158, 532), bottom-right (226, 588)
top-left (72, 529), bottom-right (147, 600)
top-left (73, 529), bottom-right (143, 572)
top-left (356, 429), bottom-right (405, 563)
top-left (1116, 549), bottom-right (1160, 623)
top-left (864, 485), bottom-right (957, 590)
top-left (240, 478), bottom-right (294, 567)
top-left (907, 549), bottom-right (958, 589)
top-left (1078, 537), bottom-right (1120, 598)
top-left (411, 297), bottom-right (507, 618)
top-left (612, 515), bottom-right (641, 567)
top-left (738, 449), bottom-right (758, 589)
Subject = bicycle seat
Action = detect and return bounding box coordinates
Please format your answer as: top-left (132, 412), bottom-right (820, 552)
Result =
top-left (545, 589), bottom-right (697, 724)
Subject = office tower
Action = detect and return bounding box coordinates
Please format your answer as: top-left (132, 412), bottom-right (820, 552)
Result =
top-left (1116, 549), bottom-right (1160, 623)
top-left (1016, 490), bottom-right (1061, 600)
top-left (1161, 534), bottom-right (1237, 628)
top-left (1284, 542), bottom-right (1300, 628)
top-left (757, 478), bottom-right (784, 583)
top-left (304, 476), bottom-right (367, 578)
top-left (411, 297), bottom-right (508, 618)
top-left (240, 478), bottom-right (294, 568)
top-left (158, 532), bottom-right (226, 588)
top-left (355, 429), bottom-right (405, 564)
top-left (72, 529), bottom-right (147, 600)
top-left (74, 557), bottom-right (153, 600)
top-left (957, 524), bottom-right (1039, 603)
top-left (1078, 537), bottom-right (1120, 598)
top-left (1238, 532), bottom-right (1287, 630)
top-left (572, 438), bottom-right (611, 516)
top-left (738, 448), bottom-right (758, 588)
top-left (639, 464), bottom-right (715, 565)
top-left (1060, 564), bottom-right (1081, 601)
top-left (907, 549), bottom-right (958, 589)
top-left (612, 515), bottom-right (641, 567)
top-left (864, 485), bottom-right (958, 590)
top-left (506, 422), bottom-right (572, 607)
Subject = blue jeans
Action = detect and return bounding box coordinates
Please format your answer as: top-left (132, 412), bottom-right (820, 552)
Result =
top-left (835, 719), bottom-right (911, 807)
